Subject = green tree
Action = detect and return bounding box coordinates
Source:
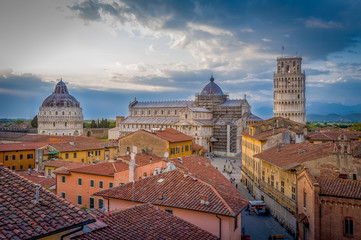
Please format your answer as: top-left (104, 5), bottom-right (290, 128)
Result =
top-left (31, 116), bottom-right (38, 128)
top-left (13, 119), bottom-right (25, 125)
top-left (109, 121), bottom-right (116, 128)
top-left (90, 120), bottom-right (97, 128)
top-left (350, 123), bottom-right (361, 131)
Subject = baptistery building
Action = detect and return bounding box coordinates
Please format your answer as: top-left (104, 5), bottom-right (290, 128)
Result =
top-left (37, 79), bottom-right (83, 136)
top-left (110, 76), bottom-right (261, 156)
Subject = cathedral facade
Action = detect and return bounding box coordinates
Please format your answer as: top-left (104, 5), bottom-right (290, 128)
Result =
top-left (37, 80), bottom-right (83, 136)
top-left (110, 76), bottom-right (261, 156)
top-left (273, 56), bottom-right (306, 124)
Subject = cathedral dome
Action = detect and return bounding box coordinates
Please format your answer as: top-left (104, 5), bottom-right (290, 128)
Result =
top-left (41, 80), bottom-right (80, 107)
top-left (200, 75), bottom-right (224, 95)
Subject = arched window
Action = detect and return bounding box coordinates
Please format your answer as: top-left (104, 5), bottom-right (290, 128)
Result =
top-left (62, 111), bottom-right (64, 115)
top-left (56, 111), bottom-right (58, 115)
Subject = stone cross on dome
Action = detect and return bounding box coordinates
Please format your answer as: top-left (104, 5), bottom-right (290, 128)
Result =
top-left (210, 75), bottom-right (214, 82)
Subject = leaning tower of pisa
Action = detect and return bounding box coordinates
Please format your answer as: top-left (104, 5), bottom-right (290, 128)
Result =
top-left (273, 56), bottom-right (306, 124)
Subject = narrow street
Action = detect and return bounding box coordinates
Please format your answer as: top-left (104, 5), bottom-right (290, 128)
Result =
top-left (210, 156), bottom-right (294, 240)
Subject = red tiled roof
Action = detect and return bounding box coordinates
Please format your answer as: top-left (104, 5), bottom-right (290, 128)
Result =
top-left (0, 142), bottom-right (49, 152)
top-left (155, 128), bottom-right (194, 142)
top-left (118, 153), bottom-right (163, 166)
top-left (250, 116), bottom-right (305, 127)
top-left (47, 141), bottom-right (103, 152)
top-left (316, 177), bottom-right (361, 199)
top-left (73, 203), bottom-right (217, 240)
top-left (58, 161), bottom-right (129, 177)
top-left (16, 170), bottom-right (56, 188)
top-left (254, 142), bottom-right (334, 168)
top-left (168, 155), bottom-right (248, 215)
top-left (192, 142), bottom-right (203, 151)
top-left (95, 169), bottom-right (246, 217)
top-left (307, 131), bottom-right (361, 141)
top-left (44, 160), bottom-right (90, 168)
top-left (242, 127), bottom-right (303, 141)
top-left (0, 165), bottom-right (94, 239)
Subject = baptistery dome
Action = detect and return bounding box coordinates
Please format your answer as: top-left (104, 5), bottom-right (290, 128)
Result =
top-left (41, 80), bottom-right (80, 108)
top-left (200, 75), bottom-right (224, 95)
top-left (37, 79), bottom-right (83, 136)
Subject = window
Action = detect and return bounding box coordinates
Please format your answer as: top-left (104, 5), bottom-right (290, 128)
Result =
top-left (176, 146), bottom-right (179, 154)
top-left (61, 176), bottom-right (65, 184)
top-left (170, 148), bottom-right (175, 155)
top-left (292, 186), bottom-right (296, 200)
top-left (5, 155), bottom-right (8, 161)
top-left (165, 209), bottom-right (173, 215)
top-left (19, 165), bottom-right (23, 170)
top-left (88, 151), bottom-right (93, 157)
top-left (303, 191), bottom-right (307, 209)
top-left (12, 155), bottom-right (16, 161)
top-left (12, 166), bottom-right (15, 170)
top-left (65, 153), bottom-right (69, 159)
top-left (262, 169), bottom-right (265, 182)
top-left (90, 179), bottom-right (94, 187)
top-left (89, 197), bottom-right (95, 209)
top-left (77, 195), bottom-right (82, 205)
top-left (61, 192), bottom-right (66, 198)
top-left (98, 199), bottom-right (104, 209)
top-left (109, 182), bottom-right (114, 188)
top-left (281, 180), bottom-right (285, 193)
top-left (185, 145), bottom-right (189, 152)
top-left (99, 181), bottom-right (103, 189)
top-left (28, 164), bottom-right (32, 169)
top-left (345, 217), bottom-right (353, 236)
top-left (78, 178), bottom-right (82, 186)
top-left (181, 146), bottom-right (184, 153)
top-left (271, 175), bottom-right (274, 187)
top-left (19, 154), bottom-right (23, 160)
top-left (234, 215), bottom-right (238, 230)
top-left (73, 152), bottom-right (77, 158)
top-left (27, 154), bottom-right (33, 159)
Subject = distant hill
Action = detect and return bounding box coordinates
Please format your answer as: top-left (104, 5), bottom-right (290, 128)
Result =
top-left (307, 113), bottom-right (361, 123)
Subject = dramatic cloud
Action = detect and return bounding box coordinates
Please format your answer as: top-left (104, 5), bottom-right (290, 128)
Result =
top-left (1, 0), bottom-right (361, 119)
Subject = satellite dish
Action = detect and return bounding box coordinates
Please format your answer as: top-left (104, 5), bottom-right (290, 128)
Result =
top-left (164, 152), bottom-right (169, 158)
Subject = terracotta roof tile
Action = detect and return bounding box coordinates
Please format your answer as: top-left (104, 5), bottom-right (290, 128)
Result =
top-left (58, 161), bottom-right (129, 177)
top-left (0, 142), bottom-right (49, 151)
top-left (316, 177), bottom-right (361, 199)
top-left (168, 156), bottom-right (248, 214)
top-left (242, 127), bottom-right (302, 141)
top-left (118, 153), bottom-right (163, 166)
top-left (254, 142), bottom-right (334, 168)
top-left (155, 128), bottom-right (194, 142)
top-left (73, 203), bottom-right (217, 240)
top-left (0, 165), bottom-right (95, 239)
top-left (307, 131), bottom-right (361, 141)
top-left (43, 160), bottom-right (90, 169)
top-left (16, 171), bottom-right (56, 188)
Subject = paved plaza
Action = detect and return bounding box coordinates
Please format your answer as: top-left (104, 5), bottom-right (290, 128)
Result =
top-left (211, 157), bottom-right (294, 240)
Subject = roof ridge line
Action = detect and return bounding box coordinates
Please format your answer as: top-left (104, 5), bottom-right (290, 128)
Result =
top-left (196, 178), bottom-right (234, 215)
top-left (112, 162), bottom-right (117, 172)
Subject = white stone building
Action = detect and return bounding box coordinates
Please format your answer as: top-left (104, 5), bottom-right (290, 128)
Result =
top-left (109, 76), bottom-right (261, 156)
top-left (37, 80), bottom-right (83, 136)
top-left (273, 56), bottom-right (306, 124)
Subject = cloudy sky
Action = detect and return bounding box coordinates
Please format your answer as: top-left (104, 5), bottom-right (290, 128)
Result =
top-left (1, 0), bottom-right (360, 120)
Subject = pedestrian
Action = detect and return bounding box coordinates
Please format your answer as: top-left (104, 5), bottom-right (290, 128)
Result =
top-left (242, 227), bottom-right (245, 235)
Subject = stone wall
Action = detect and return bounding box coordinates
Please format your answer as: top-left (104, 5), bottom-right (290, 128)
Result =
top-left (84, 128), bottom-right (109, 139)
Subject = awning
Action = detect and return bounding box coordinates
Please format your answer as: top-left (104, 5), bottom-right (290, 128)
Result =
top-left (48, 151), bottom-right (59, 154)
top-left (210, 137), bottom-right (218, 142)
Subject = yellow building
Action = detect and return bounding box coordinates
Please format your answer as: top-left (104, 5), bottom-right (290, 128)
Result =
top-left (241, 117), bottom-right (306, 193)
top-left (118, 128), bottom-right (194, 158)
top-left (0, 142), bottom-right (47, 170)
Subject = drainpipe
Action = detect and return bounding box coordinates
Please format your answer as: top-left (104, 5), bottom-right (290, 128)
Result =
top-left (216, 215), bottom-right (222, 240)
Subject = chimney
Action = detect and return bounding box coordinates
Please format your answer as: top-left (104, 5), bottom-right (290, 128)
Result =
top-left (35, 184), bottom-right (40, 204)
top-left (129, 152), bottom-right (136, 182)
